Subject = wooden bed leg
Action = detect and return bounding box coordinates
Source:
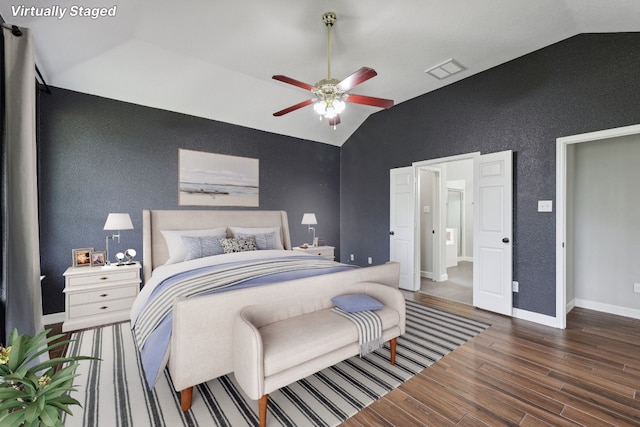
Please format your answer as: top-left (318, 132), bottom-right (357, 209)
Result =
top-left (390, 338), bottom-right (397, 365)
top-left (259, 394), bottom-right (268, 427)
top-left (180, 387), bottom-right (193, 411)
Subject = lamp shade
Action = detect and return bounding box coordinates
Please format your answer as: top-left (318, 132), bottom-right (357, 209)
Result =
top-left (103, 213), bottom-right (133, 231)
top-left (301, 213), bottom-right (317, 225)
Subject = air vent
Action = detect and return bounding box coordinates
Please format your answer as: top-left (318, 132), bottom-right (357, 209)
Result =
top-left (425, 59), bottom-right (466, 80)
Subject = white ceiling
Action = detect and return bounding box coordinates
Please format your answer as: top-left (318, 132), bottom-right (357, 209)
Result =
top-left (3, 0), bottom-right (639, 146)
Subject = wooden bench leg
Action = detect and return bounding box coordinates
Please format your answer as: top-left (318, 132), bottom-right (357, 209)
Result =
top-left (259, 394), bottom-right (268, 427)
top-left (180, 387), bottom-right (193, 411)
top-left (390, 337), bottom-right (397, 365)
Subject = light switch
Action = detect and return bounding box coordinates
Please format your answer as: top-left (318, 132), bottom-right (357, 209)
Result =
top-left (538, 200), bottom-right (553, 212)
top-left (423, 205), bottom-right (430, 214)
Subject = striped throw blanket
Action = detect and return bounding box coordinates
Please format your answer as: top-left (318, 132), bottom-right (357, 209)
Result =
top-left (332, 307), bottom-right (383, 356)
top-left (132, 256), bottom-right (353, 385)
top-left (134, 258), bottom-right (341, 349)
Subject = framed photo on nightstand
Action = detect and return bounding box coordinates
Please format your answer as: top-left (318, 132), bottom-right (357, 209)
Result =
top-left (90, 251), bottom-right (106, 267)
top-left (72, 248), bottom-right (93, 267)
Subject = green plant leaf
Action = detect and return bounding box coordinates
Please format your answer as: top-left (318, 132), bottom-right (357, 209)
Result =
top-left (6, 334), bottom-right (23, 371)
top-left (23, 400), bottom-right (41, 423)
top-left (0, 406), bottom-right (26, 427)
top-left (0, 398), bottom-right (28, 412)
top-left (29, 356), bottom-right (92, 374)
top-left (0, 388), bottom-right (23, 398)
top-left (7, 328), bottom-right (19, 346)
top-left (39, 404), bottom-right (60, 427)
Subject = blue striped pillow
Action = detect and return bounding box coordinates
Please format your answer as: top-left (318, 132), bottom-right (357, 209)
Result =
top-left (181, 234), bottom-right (226, 261)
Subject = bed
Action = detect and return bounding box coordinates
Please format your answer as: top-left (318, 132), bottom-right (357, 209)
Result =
top-left (133, 209), bottom-right (400, 410)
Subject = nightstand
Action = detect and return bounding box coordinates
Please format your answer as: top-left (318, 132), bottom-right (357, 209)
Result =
top-left (62, 262), bottom-right (141, 332)
top-left (293, 245), bottom-right (335, 260)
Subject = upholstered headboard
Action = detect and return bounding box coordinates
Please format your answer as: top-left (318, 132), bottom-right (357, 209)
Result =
top-left (142, 210), bottom-right (292, 282)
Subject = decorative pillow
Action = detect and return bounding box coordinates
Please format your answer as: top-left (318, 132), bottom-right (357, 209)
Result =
top-left (219, 237), bottom-right (257, 253)
top-left (229, 226), bottom-right (283, 250)
top-left (331, 294), bottom-right (384, 313)
top-left (160, 227), bottom-right (228, 264)
top-left (181, 234), bottom-right (226, 261)
top-left (236, 232), bottom-right (276, 250)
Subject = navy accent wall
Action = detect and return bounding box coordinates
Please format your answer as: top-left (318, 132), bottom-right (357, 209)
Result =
top-left (38, 88), bottom-right (340, 314)
top-left (340, 33), bottom-right (640, 317)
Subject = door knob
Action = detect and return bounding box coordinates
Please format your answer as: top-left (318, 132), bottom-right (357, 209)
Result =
top-left (502, 237), bottom-right (510, 243)
top-left (389, 231), bottom-right (395, 236)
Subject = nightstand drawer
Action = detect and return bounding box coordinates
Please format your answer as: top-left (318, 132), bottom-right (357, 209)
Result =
top-left (68, 285), bottom-right (138, 306)
top-left (293, 245), bottom-right (335, 260)
top-left (309, 247), bottom-right (333, 258)
top-left (69, 296), bottom-right (136, 319)
top-left (67, 269), bottom-right (138, 287)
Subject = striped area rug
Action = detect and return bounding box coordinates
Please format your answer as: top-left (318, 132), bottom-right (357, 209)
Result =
top-left (62, 300), bottom-right (489, 426)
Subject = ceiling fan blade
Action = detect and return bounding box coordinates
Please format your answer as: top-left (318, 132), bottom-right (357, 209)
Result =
top-left (328, 115), bottom-right (341, 127)
top-left (346, 93), bottom-right (394, 109)
top-left (273, 99), bottom-right (315, 117)
top-left (272, 75), bottom-right (317, 92)
top-left (336, 67), bottom-right (378, 91)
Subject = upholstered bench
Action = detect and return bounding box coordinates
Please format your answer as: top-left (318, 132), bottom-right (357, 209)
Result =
top-left (232, 281), bottom-right (406, 427)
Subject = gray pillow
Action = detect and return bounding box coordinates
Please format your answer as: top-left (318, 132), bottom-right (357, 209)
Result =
top-left (331, 294), bottom-right (384, 313)
top-left (236, 232), bottom-right (276, 250)
top-left (181, 234), bottom-right (226, 261)
top-left (219, 237), bottom-right (257, 253)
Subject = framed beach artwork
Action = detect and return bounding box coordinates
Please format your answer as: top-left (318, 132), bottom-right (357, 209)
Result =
top-left (179, 149), bottom-right (259, 207)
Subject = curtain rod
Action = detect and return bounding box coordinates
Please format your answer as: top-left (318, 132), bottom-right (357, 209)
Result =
top-left (0, 18), bottom-right (51, 94)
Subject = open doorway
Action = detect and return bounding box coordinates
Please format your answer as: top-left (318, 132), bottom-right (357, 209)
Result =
top-left (416, 157), bottom-right (474, 305)
top-left (557, 123), bottom-right (640, 328)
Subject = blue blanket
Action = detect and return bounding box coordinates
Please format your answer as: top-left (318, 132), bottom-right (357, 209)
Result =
top-left (131, 255), bottom-right (356, 386)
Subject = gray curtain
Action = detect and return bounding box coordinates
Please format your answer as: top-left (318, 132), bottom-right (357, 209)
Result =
top-left (1, 24), bottom-right (44, 341)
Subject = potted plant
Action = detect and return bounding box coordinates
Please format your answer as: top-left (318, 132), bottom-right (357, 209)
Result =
top-left (0, 328), bottom-right (96, 427)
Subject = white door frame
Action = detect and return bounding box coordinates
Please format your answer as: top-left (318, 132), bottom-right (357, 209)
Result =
top-left (556, 123), bottom-right (640, 329)
top-left (413, 152), bottom-right (480, 290)
top-left (417, 166), bottom-right (442, 281)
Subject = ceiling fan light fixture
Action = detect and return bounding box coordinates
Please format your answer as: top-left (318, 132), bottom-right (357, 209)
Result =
top-left (314, 100), bottom-right (327, 114)
top-left (272, 12), bottom-right (394, 127)
top-left (324, 108), bottom-right (337, 119)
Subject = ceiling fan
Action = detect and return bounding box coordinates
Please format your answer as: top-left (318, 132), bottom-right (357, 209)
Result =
top-left (272, 12), bottom-right (394, 128)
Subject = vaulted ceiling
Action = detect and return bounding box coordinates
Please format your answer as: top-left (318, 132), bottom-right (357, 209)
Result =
top-left (3, 1), bottom-right (639, 146)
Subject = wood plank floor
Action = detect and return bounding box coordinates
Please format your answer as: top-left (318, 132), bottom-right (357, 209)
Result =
top-left (342, 292), bottom-right (640, 427)
top-left (49, 292), bottom-right (640, 426)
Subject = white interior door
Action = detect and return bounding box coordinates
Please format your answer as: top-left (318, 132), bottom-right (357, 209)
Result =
top-left (473, 150), bottom-right (513, 315)
top-left (390, 167), bottom-right (417, 290)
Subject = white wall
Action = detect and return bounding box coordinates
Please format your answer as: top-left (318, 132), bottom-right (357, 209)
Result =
top-left (445, 159), bottom-right (474, 259)
top-left (419, 169), bottom-right (435, 276)
top-left (571, 134), bottom-right (640, 312)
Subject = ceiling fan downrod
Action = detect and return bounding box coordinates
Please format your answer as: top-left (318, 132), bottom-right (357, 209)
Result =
top-left (323, 12), bottom-right (336, 80)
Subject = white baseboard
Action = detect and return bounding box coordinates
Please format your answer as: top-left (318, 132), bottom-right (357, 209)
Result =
top-left (458, 256), bottom-right (473, 263)
top-left (420, 271), bottom-right (434, 280)
top-left (43, 312), bottom-right (65, 326)
top-left (512, 308), bottom-right (560, 328)
top-left (574, 299), bottom-right (640, 320)
top-left (566, 298), bottom-right (576, 314)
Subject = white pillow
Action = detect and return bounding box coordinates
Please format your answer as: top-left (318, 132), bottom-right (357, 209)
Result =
top-left (228, 226), bottom-right (283, 250)
top-left (160, 227), bottom-right (228, 264)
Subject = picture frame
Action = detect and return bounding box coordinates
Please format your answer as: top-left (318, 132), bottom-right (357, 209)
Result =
top-left (72, 248), bottom-right (93, 267)
top-left (179, 149), bottom-right (259, 207)
top-left (90, 250), bottom-right (106, 267)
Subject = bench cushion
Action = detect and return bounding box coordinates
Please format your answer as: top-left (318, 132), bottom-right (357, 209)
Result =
top-left (260, 306), bottom-right (400, 377)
